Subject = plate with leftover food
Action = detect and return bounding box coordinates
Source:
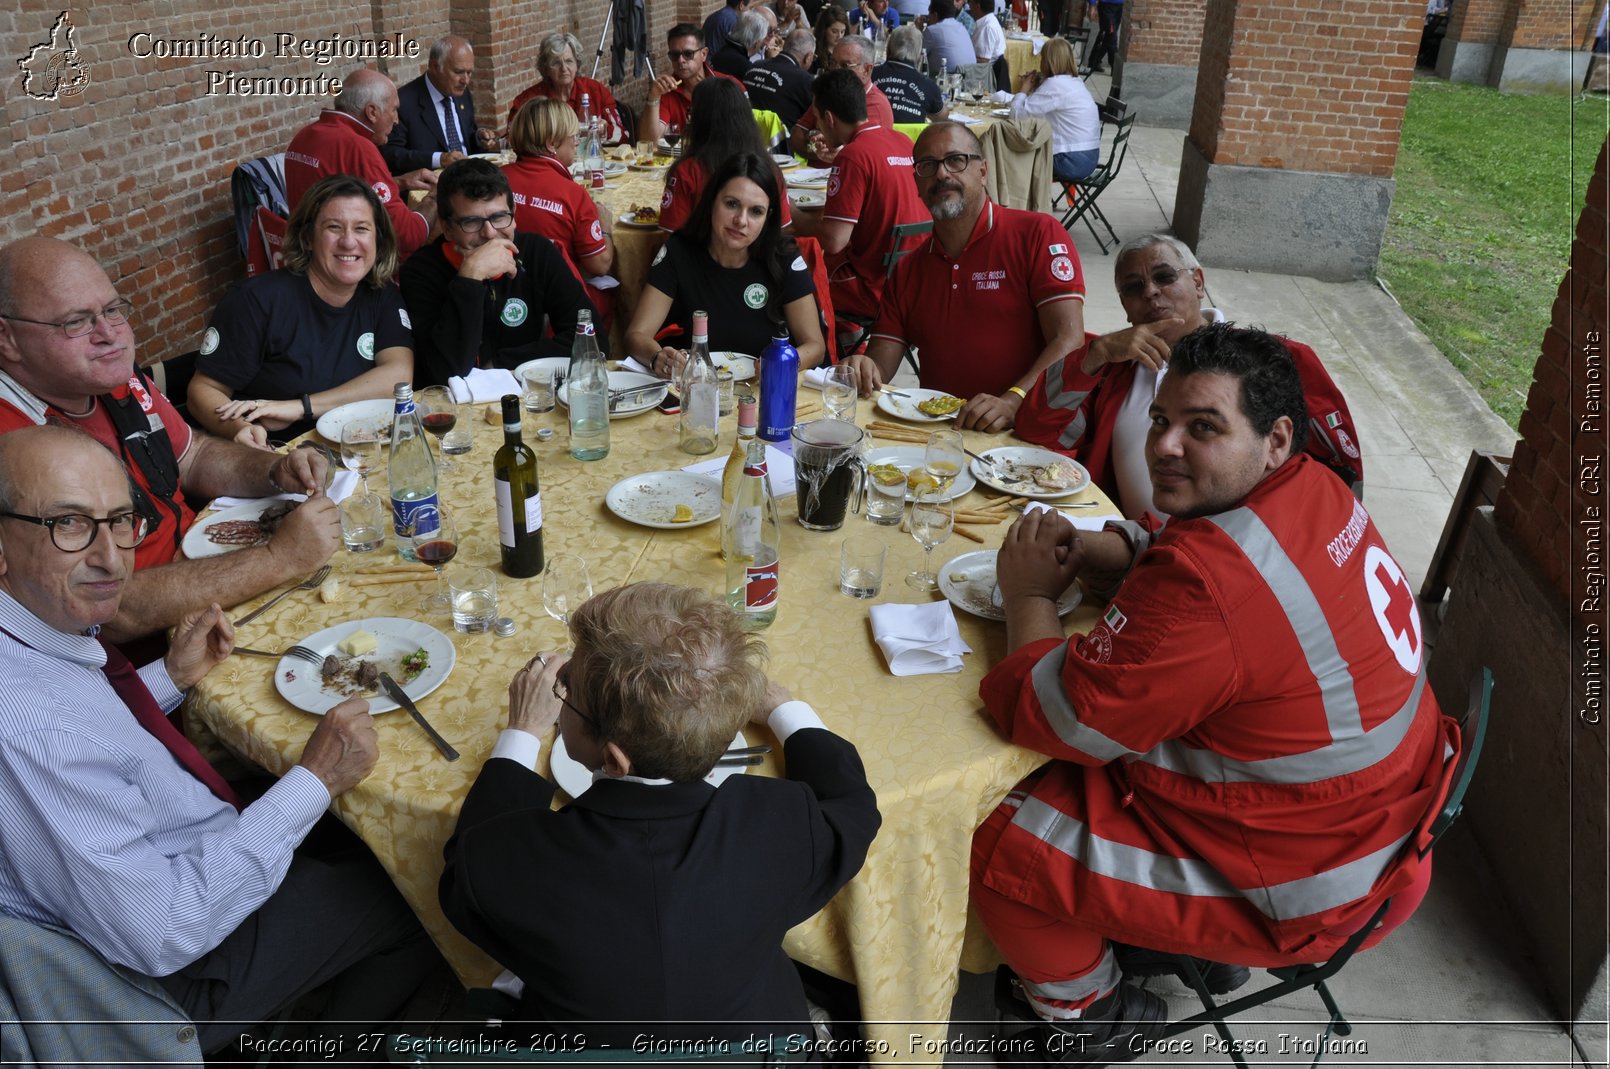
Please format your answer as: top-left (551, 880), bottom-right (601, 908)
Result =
top-left (864, 446), bottom-right (978, 502)
top-left (274, 617), bottom-right (456, 716)
top-left (316, 398), bottom-right (394, 443)
top-left (630, 156), bottom-right (677, 171)
top-left (604, 471), bottom-right (724, 529)
top-left (183, 498), bottom-right (298, 559)
top-left (788, 190), bottom-right (826, 210)
top-left (558, 370), bottom-right (667, 418)
top-left (617, 206), bottom-right (662, 229)
top-left (550, 728), bottom-right (749, 799)
top-left (939, 550), bottom-right (1083, 620)
top-left (970, 447), bottom-right (1090, 499)
top-left (875, 388), bottom-right (964, 422)
top-left (711, 351), bottom-right (757, 380)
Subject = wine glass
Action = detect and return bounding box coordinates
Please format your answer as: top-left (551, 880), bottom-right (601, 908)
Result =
top-left (906, 490), bottom-right (954, 591)
top-left (408, 505), bottom-right (459, 614)
top-left (543, 554), bottom-right (594, 653)
top-left (924, 428), bottom-right (966, 494)
top-left (416, 386), bottom-right (460, 473)
top-left (340, 419), bottom-right (381, 496)
top-left (822, 364), bottom-right (858, 421)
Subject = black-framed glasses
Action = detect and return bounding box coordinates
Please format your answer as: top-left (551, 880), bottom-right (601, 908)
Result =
top-left (1117, 267), bottom-right (1184, 299)
top-left (913, 152), bottom-right (983, 178)
top-left (446, 210), bottom-right (515, 235)
top-left (552, 666), bottom-right (599, 732)
top-left (667, 48), bottom-right (702, 60)
top-left (0, 510), bottom-right (149, 551)
top-left (0, 298), bottom-right (134, 339)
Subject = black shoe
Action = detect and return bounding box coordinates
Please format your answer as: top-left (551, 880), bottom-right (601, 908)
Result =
top-left (993, 967), bottom-right (1168, 1066)
top-left (1114, 944), bottom-right (1251, 996)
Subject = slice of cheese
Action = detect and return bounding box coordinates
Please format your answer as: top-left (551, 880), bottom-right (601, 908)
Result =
top-left (338, 629), bottom-right (377, 656)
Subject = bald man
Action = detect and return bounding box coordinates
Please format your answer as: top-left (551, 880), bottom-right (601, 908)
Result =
top-left (0, 237), bottom-right (341, 643)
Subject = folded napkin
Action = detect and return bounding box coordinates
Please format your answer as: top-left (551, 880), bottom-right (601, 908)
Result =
top-left (955, 113), bottom-right (989, 126)
top-left (1024, 499), bottom-right (1123, 532)
top-left (586, 274), bottom-right (620, 291)
top-left (208, 470), bottom-right (362, 512)
top-left (789, 167), bottom-right (833, 184)
top-left (869, 602), bottom-right (972, 676)
top-left (618, 355), bottom-right (653, 375)
top-left (801, 367), bottom-right (830, 391)
top-left (447, 367), bottom-right (521, 404)
top-left (682, 444), bottom-right (797, 498)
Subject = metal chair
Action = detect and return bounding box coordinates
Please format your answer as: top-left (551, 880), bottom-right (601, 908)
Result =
top-left (1053, 112), bottom-right (1134, 253)
top-left (1149, 667), bottom-right (1494, 1069)
top-left (833, 219), bottom-right (933, 374)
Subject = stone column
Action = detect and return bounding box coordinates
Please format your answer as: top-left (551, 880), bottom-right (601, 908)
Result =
top-left (1172, 0), bottom-right (1421, 280)
top-left (1119, 0), bottom-right (1206, 129)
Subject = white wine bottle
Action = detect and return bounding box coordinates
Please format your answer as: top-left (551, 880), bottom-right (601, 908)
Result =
top-left (494, 394), bottom-right (544, 578)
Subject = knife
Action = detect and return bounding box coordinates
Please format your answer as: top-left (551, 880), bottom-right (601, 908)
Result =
top-left (714, 754), bottom-right (765, 768)
top-left (378, 672), bottom-right (459, 761)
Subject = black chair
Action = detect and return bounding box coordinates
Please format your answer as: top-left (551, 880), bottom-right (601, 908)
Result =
top-left (991, 54), bottom-right (1012, 94)
top-left (1052, 112), bottom-right (1134, 253)
top-left (834, 219), bottom-right (933, 376)
top-left (1148, 667), bottom-right (1494, 1069)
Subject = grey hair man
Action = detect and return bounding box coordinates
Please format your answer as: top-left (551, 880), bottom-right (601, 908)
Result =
top-left (383, 35), bottom-right (488, 174)
top-left (873, 24), bottom-right (949, 123)
top-left (743, 27), bottom-right (817, 129)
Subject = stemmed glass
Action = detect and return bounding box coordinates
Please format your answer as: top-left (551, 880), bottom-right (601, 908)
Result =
top-left (924, 428), bottom-right (967, 494)
top-left (340, 419), bottom-right (382, 496)
top-left (822, 364), bottom-right (858, 421)
top-left (543, 555), bottom-right (594, 653)
top-left (416, 386), bottom-right (460, 472)
top-left (408, 505), bottom-right (459, 614)
top-left (906, 490), bottom-right (954, 591)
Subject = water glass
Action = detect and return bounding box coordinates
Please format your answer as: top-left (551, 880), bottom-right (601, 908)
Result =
top-left (522, 367), bottom-right (556, 413)
top-left (717, 367), bottom-right (736, 416)
top-left (449, 566), bottom-right (499, 634)
top-left (543, 554), bottom-right (594, 653)
top-left (839, 536), bottom-right (887, 599)
top-left (906, 491), bottom-right (954, 592)
top-left (340, 419), bottom-right (382, 496)
top-left (822, 364), bottom-right (858, 421)
top-left (866, 467), bottom-right (906, 525)
top-left (924, 429), bottom-right (967, 491)
top-left (339, 492), bottom-right (386, 553)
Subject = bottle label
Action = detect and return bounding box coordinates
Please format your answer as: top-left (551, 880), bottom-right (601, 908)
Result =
top-left (743, 458), bottom-right (769, 479)
top-left (495, 481), bottom-right (543, 545)
top-left (394, 398), bottom-right (416, 417)
top-left (745, 561), bottom-right (779, 610)
top-left (392, 493), bottom-right (440, 538)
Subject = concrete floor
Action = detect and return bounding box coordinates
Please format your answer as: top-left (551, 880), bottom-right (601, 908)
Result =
top-left (924, 99), bottom-right (1608, 1068)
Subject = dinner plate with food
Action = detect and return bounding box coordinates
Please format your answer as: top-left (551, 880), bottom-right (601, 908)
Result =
top-left (558, 370), bottom-right (667, 417)
top-left (940, 549), bottom-right (1083, 621)
top-left (788, 190), bottom-right (826, 210)
top-left (864, 446), bottom-right (978, 502)
top-left (711, 352), bottom-right (757, 380)
top-left (772, 153), bottom-right (800, 171)
top-left (617, 206), bottom-right (662, 229)
top-left (604, 471), bottom-right (723, 528)
top-left (183, 498), bottom-right (298, 559)
top-left (274, 617), bottom-right (456, 716)
top-left (550, 728), bottom-right (749, 799)
top-left (970, 446), bottom-right (1090, 499)
top-left (317, 398), bottom-right (393, 442)
top-left (630, 155), bottom-right (676, 171)
top-left (786, 167), bottom-right (832, 189)
top-left (876, 388), bottom-right (964, 422)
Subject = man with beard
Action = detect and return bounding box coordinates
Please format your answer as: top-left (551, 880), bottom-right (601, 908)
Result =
top-left (847, 122), bottom-right (1086, 433)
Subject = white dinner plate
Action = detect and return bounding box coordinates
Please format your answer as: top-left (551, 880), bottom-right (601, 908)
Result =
top-left (551, 729), bottom-right (749, 799)
top-left (469, 152), bottom-right (506, 162)
top-left (970, 446), bottom-right (1090, 499)
top-left (788, 190), bottom-right (826, 210)
top-left (772, 153), bottom-right (800, 170)
top-left (875, 388), bottom-right (962, 423)
top-left (939, 550), bottom-right (1082, 621)
top-left (605, 471), bottom-right (724, 528)
top-left (274, 617), bottom-right (456, 716)
top-left (991, 107), bottom-right (1012, 118)
top-left (512, 356), bottom-right (571, 384)
top-left (183, 498), bottom-right (297, 559)
top-left (864, 446), bottom-right (978, 502)
top-left (786, 167), bottom-right (832, 189)
top-left (558, 371), bottom-right (667, 417)
top-left (317, 398), bottom-right (393, 442)
top-left (711, 352), bottom-right (757, 380)
top-left (629, 158), bottom-right (676, 172)
top-left (617, 211), bottom-right (662, 229)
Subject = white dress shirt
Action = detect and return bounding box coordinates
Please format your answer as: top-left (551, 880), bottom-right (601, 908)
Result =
top-left (1010, 73), bottom-right (1102, 154)
top-left (0, 591), bottom-right (331, 976)
top-left (972, 12), bottom-right (1006, 62)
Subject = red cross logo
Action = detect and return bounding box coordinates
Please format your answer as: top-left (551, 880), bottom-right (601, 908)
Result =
top-left (1364, 545), bottom-right (1421, 675)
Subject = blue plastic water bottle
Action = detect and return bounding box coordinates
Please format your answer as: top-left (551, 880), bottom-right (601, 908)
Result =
top-left (757, 332), bottom-right (799, 443)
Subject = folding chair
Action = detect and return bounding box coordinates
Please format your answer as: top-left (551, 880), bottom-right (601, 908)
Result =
top-left (229, 153), bottom-right (287, 261)
top-left (1052, 112), bottom-right (1134, 253)
top-left (1060, 24), bottom-right (1092, 69)
top-left (1148, 667), bottom-right (1494, 1069)
top-left (833, 219), bottom-right (932, 375)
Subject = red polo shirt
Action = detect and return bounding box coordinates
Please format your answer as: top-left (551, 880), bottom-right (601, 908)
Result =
top-left (656, 67), bottom-right (747, 132)
top-left (821, 123), bottom-right (928, 319)
top-left (794, 82), bottom-right (896, 135)
top-left (503, 155), bottom-right (608, 280)
top-left (285, 110), bottom-right (430, 260)
top-left (507, 77), bottom-right (625, 144)
top-left (871, 200), bottom-right (1085, 398)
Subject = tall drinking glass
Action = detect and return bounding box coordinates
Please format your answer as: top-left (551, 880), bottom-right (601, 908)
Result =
top-left (340, 419), bottom-right (382, 496)
top-left (924, 429), bottom-right (966, 494)
top-left (822, 364), bottom-right (858, 421)
top-left (906, 491), bottom-right (954, 591)
top-left (543, 554), bottom-right (593, 653)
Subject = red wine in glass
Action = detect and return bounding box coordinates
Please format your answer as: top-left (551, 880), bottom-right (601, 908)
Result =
top-left (415, 539), bottom-right (458, 567)
top-left (422, 411), bottom-right (457, 438)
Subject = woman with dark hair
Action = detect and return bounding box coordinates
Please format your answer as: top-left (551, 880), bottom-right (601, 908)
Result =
top-left (812, 5), bottom-right (850, 72)
top-left (657, 78), bottom-right (792, 234)
top-left (189, 174), bottom-right (413, 442)
top-left (626, 152), bottom-right (826, 375)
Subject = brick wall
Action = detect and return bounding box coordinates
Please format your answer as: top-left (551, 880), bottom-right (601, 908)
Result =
top-left (1187, 0), bottom-right (1421, 177)
top-left (1494, 136), bottom-right (1608, 602)
top-left (0, 0), bottom-right (702, 369)
top-left (1124, 0), bottom-right (1206, 66)
top-left (1508, 0), bottom-right (1603, 51)
top-left (1445, 0), bottom-right (1509, 45)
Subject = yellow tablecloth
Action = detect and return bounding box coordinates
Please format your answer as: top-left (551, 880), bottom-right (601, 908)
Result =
top-left (185, 395), bottom-right (1111, 1059)
top-left (1005, 35), bottom-right (1044, 92)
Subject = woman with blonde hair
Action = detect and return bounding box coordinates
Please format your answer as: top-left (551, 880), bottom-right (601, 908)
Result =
top-left (503, 99), bottom-right (615, 281)
top-left (1009, 36), bottom-right (1101, 181)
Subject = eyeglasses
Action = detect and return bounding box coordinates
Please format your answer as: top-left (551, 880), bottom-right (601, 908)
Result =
top-left (552, 666), bottom-right (599, 732)
top-left (0, 510), bottom-right (149, 552)
top-left (447, 210), bottom-right (515, 235)
top-left (667, 48), bottom-right (702, 60)
top-left (912, 152), bottom-right (983, 178)
top-left (1117, 267), bottom-right (1188, 299)
top-left (0, 298), bottom-right (134, 339)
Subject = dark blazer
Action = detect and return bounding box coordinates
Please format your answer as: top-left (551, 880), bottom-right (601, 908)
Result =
top-left (440, 727), bottom-right (880, 1046)
top-left (382, 74), bottom-right (477, 175)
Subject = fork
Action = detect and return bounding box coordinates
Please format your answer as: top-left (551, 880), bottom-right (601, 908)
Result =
top-left (283, 645), bottom-right (325, 666)
top-left (232, 565), bottom-right (332, 627)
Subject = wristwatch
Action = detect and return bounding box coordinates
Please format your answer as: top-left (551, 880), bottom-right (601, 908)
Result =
top-left (301, 393), bottom-right (314, 422)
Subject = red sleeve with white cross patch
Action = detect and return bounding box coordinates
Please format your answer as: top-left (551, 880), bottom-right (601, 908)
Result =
top-left (1026, 215), bottom-right (1085, 308)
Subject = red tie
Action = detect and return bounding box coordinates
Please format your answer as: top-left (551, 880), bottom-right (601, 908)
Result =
top-left (98, 638), bottom-right (243, 811)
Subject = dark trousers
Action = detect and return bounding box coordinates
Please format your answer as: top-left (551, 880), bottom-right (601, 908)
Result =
top-left (155, 840), bottom-right (441, 1059)
top-left (1089, 1), bottom-right (1122, 71)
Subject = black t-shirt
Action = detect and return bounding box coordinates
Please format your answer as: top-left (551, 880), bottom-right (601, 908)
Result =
top-left (198, 270), bottom-right (411, 439)
top-left (873, 61), bottom-right (944, 123)
top-left (646, 234), bottom-right (816, 356)
top-left (743, 55), bottom-right (816, 131)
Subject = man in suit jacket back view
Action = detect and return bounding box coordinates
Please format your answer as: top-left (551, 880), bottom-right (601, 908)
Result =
top-left (383, 36), bottom-right (482, 175)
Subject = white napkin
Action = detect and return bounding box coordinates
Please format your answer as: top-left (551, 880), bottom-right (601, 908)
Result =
top-left (869, 602), bottom-right (972, 676)
top-left (788, 167), bottom-right (833, 184)
top-left (955, 113), bottom-right (989, 126)
top-left (586, 274), bottom-right (620, 291)
top-left (619, 355), bottom-right (653, 375)
top-left (1024, 499), bottom-right (1123, 532)
top-left (682, 444), bottom-right (798, 498)
top-left (447, 367), bottom-right (521, 404)
top-left (208, 470), bottom-right (362, 511)
top-left (992, 88), bottom-right (1015, 102)
top-left (801, 367), bottom-right (830, 391)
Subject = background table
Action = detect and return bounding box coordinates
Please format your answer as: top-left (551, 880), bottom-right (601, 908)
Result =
top-left (185, 392), bottom-right (1111, 1059)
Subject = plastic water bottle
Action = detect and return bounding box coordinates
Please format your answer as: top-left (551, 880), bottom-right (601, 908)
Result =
top-left (939, 57), bottom-right (952, 103)
top-left (679, 310), bottom-right (720, 455)
top-left (387, 382), bottom-right (439, 560)
top-left (568, 310), bottom-right (610, 461)
top-left (757, 331), bottom-right (799, 443)
top-left (723, 432), bottom-right (780, 630)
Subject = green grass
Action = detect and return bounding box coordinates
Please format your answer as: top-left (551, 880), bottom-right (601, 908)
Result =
top-left (1377, 77), bottom-right (1609, 428)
